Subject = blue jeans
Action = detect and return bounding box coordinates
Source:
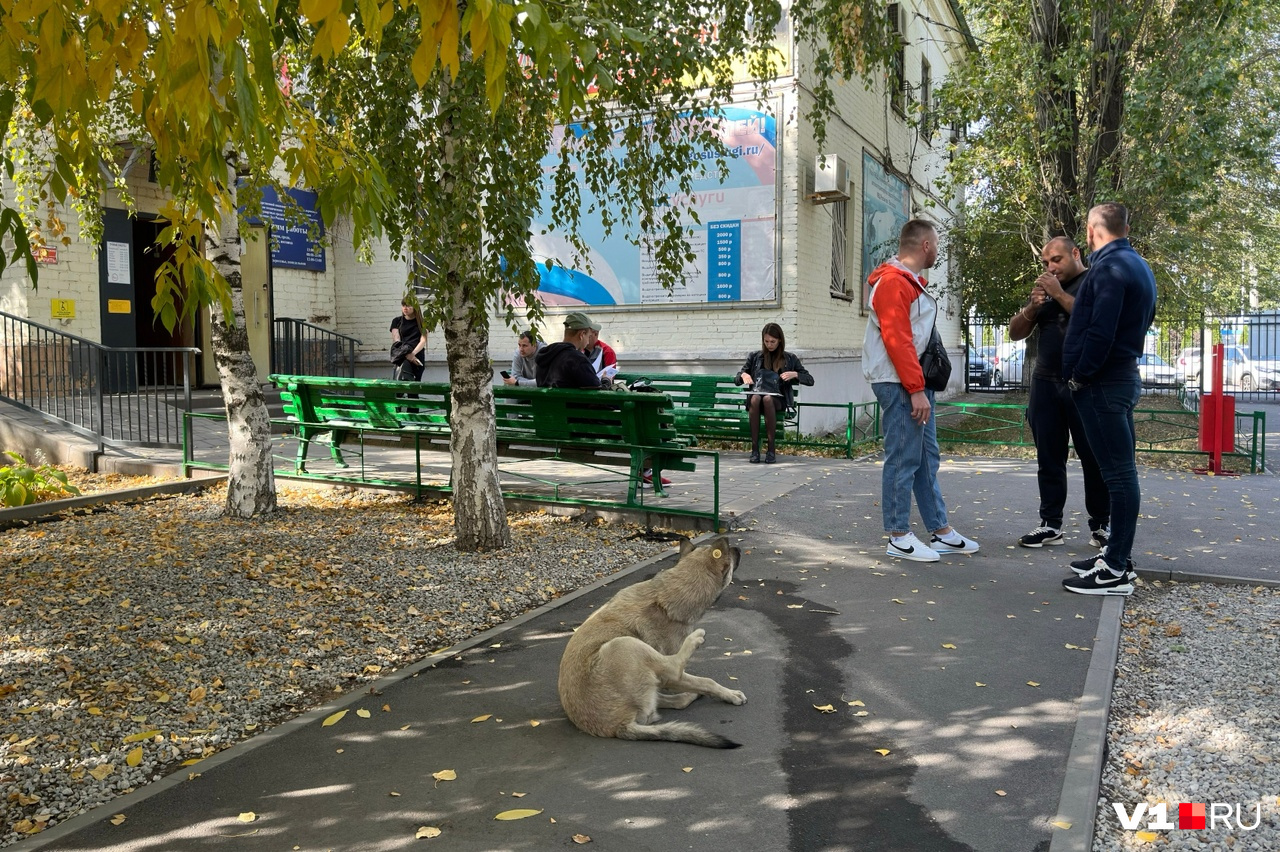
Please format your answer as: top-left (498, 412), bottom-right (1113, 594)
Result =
top-left (873, 382), bottom-right (948, 534)
top-left (1070, 375), bottom-right (1141, 572)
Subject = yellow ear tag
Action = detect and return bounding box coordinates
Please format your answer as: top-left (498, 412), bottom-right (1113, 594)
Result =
top-left (712, 549), bottom-right (722, 559)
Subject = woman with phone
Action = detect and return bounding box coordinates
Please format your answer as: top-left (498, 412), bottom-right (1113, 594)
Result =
top-left (390, 298), bottom-right (426, 381)
top-left (734, 322), bottom-right (814, 463)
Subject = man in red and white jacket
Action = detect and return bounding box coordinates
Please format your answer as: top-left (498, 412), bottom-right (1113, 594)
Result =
top-left (862, 219), bottom-right (979, 563)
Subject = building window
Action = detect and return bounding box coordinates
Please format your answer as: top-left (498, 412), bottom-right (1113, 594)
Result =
top-left (919, 58), bottom-right (933, 141)
top-left (830, 200), bottom-right (850, 299)
top-left (888, 4), bottom-right (905, 116)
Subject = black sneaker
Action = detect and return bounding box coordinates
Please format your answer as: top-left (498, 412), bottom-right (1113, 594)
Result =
top-left (1063, 560), bottom-right (1134, 596)
top-left (1019, 526), bottom-right (1064, 548)
top-left (1069, 554), bottom-right (1136, 580)
top-left (749, 450), bottom-right (761, 464)
top-left (1090, 526), bottom-right (1111, 549)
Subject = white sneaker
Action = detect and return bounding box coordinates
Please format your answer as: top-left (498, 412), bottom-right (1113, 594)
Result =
top-left (887, 533), bottom-right (940, 562)
top-left (931, 531), bottom-right (980, 555)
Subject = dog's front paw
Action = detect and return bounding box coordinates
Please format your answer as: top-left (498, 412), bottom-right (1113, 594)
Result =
top-left (725, 690), bottom-right (747, 705)
top-left (687, 628), bottom-right (706, 647)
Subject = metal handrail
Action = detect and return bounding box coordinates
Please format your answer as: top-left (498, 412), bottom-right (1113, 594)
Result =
top-left (272, 317), bottom-right (362, 379)
top-left (0, 310), bottom-right (198, 451)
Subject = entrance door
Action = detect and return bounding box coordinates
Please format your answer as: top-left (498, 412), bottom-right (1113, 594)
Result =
top-left (98, 208), bottom-right (137, 393)
top-left (132, 217), bottom-right (196, 387)
top-left (197, 225), bottom-right (274, 385)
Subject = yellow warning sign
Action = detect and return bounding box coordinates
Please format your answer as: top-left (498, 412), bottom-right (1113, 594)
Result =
top-left (107, 299), bottom-right (131, 314)
top-left (50, 298), bottom-right (75, 319)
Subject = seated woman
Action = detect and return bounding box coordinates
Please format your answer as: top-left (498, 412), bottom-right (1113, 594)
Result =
top-left (734, 322), bottom-right (814, 464)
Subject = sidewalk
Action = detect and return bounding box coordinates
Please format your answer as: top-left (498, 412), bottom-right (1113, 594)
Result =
top-left (6, 406), bottom-right (1280, 851)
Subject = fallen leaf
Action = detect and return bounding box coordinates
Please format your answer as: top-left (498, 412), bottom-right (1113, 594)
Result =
top-left (322, 710), bottom-right (348, 727)
top-left (494, 809), bottom-right (543, 820)
top-left (432, 769), bottom-right (457, 782)
top-left (1027, 681), bottom-right (1040, 687)
top-left (529, 720), bottom-right (540, 727)
top-left (573, 834), bottom-right (592, 844)
top-left (874, 749), bottom-right (891, 756)
top-left (181, 758), bottom-right (202, 766)
top-left (382, 704), bottom-right (391, 712)
top-left (891, 599), bottom-right (906, 604)
top-left (1136, 830), bottom-right (1158, 842)
top-left (472, 714), bottom-right (492, 723)
top-left (237, 812), bottom-right (256, 823)
top-left (126, 747), bottom-right (143, 767)
top-left (682, 767), bottom-right (693, 773)
top-left (1051, 820), bottom-right (1072, 830)
top-left (995, 790), bottom-right (1006, 797)
top-left (813, 704), bottom-right (836, 713)
top-left (975, 682), bottom-right (987, 687)
top-left (123, 729), bottom-right (160, 744)
top-left (356, 709), bottom-right (371, 718)
top-left (941, 643), bottom-right (957, 649)
top-left (415, 826), bottom-right (442, 838)
top-left (846, 700), bottom-right (865, 707)
top-left (88, 764), bottom-right (114, 781)
top-left (511, 792), bottom-right (527, 797)
top-left (110, 814), bottom-right (126, 826)
top-left (390, 791), bottom-right (401, 797)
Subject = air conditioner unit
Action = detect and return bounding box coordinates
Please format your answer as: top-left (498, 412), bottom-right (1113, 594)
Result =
top-left (810, 154), bottom-right (851, 204)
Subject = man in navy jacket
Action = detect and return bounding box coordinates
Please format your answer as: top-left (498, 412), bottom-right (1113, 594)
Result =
top-left (1060, 203), bottom-right (1157, 596)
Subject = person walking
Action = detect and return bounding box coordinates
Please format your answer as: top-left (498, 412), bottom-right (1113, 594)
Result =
top-left (734, 322), bottom-right (813, 463)
top-left (863, 219), bottom-right (979, 562)
top-left (1009, 237), bottom-right (1110, 549)
top-left (1060, 203), bottom-right (1157, 596)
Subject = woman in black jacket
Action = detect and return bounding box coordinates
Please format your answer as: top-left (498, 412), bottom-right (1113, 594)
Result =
top-left (734, 322), bottom-right (814, 463)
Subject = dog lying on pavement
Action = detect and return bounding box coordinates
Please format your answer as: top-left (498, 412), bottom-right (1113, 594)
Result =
top-left (558, 536), bottom-right (747, 748)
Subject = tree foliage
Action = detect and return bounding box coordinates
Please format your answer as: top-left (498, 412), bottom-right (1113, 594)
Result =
top-left (939, 0), bottom-right (1280, 322)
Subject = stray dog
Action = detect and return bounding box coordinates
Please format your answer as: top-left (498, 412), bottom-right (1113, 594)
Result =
top-left (558, 536), bottom-right (747, 748)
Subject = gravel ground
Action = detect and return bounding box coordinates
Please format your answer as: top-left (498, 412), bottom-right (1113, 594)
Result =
top-left (1094, 581), bottom-right (1280, 850)
top-left (0, 484), bottom-right (686, 845)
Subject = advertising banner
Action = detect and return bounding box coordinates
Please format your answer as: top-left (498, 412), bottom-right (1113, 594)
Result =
top-left (860, 151), bottom-right (912, 309)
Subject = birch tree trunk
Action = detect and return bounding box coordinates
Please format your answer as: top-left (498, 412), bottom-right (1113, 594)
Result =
top-left (206, 163), bottom-right (276, 519)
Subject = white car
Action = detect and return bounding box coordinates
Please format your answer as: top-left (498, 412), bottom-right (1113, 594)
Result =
top-left (1179, 345), bottom-right (1257, 391)
top-left (1137, 354), bottom-right (1178, 388)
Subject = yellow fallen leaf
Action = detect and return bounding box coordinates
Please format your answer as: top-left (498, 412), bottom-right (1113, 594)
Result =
top-left (891, 599), bottom-right (906, 604)
top-left (181, 758), bottom-right (202, 766)
top-left (1136, 830), bottom-right (1159, 842)
top-left (573, 835), bottom-right (592, 844)
top-left (189, 686), bottom-right (207, 704)
top-left (847, 700), bottom-right (865, 707)
top-left (975, 682), bottom-right (987, 687)
top-left (400, 725), bottom-right (411, 731)
top-left (813, 704), bottom-right (835, 713)
top-left (682, 767), bottom-right (693, 773)
top-left (1027, 681), bottom-right (1041, 687)
top-left (237, 812), bottom-right (256, 823)
top-left (853, 711), bottom-right (869, 717)
top-left (471, 714), bottom-right (492, 723)
top-left (88, 764), bottom-right (114, 781)
top-left (995, 790), bottom-right (1006, 796)
top-left (126, 747), bottom-right (143, 767)
top-left (322, 710), bottom-right (348, 727)
top-left (941, 643), bottom-right (957, 649)
top-left (874, 749), bottom-right (890, 756)
top-left (124, 729), bottom-right (160, 744)
top-left (382, 704), bottom-right (391, 712)
top-left (415, 826), bottom-right (442, 838)
top-left (87, 707), bottom-right (102, 716)
top-left (494, 809), bottom-right (543, 820)
top-left (110, 814), bottom-right (126, 826)
top-left (511, 792), bottom-right (527, 797)
top-left (1051, 820), bottom-right (1072, 830)
top-left (432, 769), bottom-right (457, 782)
top-left (529, 720), bottom-right (540, 727)
top-left (155, 692), bottom-right (171, 703)
top-left (356, 709), bottom-right (371, 718)
top-left (389, 791), bottom-right (401, 797)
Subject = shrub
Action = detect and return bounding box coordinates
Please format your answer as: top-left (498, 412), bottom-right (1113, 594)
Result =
top-left (0, 451), bottom-right (81, 507)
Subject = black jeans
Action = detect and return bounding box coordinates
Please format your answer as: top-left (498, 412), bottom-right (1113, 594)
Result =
top-left (1026, 376), bottom-right (1109, 531)
top-left (1070, 374), bottom-right (1142, 572)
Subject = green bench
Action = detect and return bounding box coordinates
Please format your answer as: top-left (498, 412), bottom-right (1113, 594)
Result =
top-left (269, 374), bottom-right (713, 518)
top-left (614, 372), bottom-right (857, 457)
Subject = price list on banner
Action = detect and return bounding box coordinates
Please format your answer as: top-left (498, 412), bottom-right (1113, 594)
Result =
top-left (707, 220), bottom-right (741, 301)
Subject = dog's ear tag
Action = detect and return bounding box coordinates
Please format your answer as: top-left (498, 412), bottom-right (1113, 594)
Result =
top-left (712, 549), bottom-right (722, 559)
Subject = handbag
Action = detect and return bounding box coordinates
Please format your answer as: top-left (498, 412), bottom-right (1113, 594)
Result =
top-left (919, 321), bottom-right (952, 392)
top-left (389, 339), bottom-right (414, 365)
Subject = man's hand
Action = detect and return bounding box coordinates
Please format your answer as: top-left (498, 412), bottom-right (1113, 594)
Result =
top-left (910, 390), bottom-right (931, 425)
top-left (503, 375), bottom-right (517, 386)
top-left (1036, 271), bottom-right (1065, 301)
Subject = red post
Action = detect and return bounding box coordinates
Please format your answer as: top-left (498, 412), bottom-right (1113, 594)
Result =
top-left (1196, 343), bottom-right (1237, 476)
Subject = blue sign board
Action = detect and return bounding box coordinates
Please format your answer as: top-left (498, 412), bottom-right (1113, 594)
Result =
top-left (708, 220), bottom-right (741, 301)
top-left (255, 186), bottom-right (326, 272)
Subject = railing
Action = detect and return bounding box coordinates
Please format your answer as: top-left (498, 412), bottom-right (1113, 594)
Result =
top-left (272, 318), bottom-right (361, 378)
top-left (0, 310), bottom-right (198, 450)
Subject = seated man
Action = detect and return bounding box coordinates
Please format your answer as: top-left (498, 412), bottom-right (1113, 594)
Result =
top-left (535, 313), bottom-right (603, 389)
top-left (503, 330), bottom-right (543, 387)
top-left (584, 324), bottom-right (618, 383)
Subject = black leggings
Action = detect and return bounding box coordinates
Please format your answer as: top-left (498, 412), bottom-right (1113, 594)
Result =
top-left (747, 395), bottom-right (783, 451)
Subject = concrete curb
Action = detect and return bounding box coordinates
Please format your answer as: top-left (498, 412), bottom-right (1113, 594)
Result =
top-left (1049, 595), bottom-right (1125, 852)
top-left (16, 530), bottom-right (714, 851)
top-left (0, 476), bottom-right (224, 527)
top-left (1134, 569), bottom-right (1280, 588)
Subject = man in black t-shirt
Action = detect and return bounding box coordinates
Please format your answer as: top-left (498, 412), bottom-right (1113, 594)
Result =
top-left (1008, 237), bottom-right (1110, 549)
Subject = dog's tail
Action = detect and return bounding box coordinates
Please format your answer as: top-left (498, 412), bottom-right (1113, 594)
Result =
top-left (619, 721), bottom-right (741, 749)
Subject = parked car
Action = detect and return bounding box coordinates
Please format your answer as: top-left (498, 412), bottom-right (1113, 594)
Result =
top-left (1178, 345), bottom-right (1257, 390)
top-left (1137, 353), bottom-right (1178, 388)
top-left (991, 343), bottom-right (1026, 387)
top-left (967, 347), bottom-right (994, 387)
